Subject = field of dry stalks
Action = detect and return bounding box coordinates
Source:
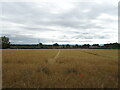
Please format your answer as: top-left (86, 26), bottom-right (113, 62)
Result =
top-left (2, 49), bottom-right (118, 88)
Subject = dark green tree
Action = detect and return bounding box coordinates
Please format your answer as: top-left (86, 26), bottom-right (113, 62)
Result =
top-left (75, 44), bottom-right (79, 48)
top-left (66, 44), bottom-right (70, 48)
top-left (0, 36), bottom-right (10, 49)
top-left (38, 43), bottom-right (44, 48)
top-left (92, 44), bottom-right (99, 47)
top-left (82, 44), bottom-right (90, 48)
top-left (53, 43), bottom-right (59, 46)
top-left (52, 43), bottom-right (59, 49)
top-left (39, 43), bottom-right (43, 46)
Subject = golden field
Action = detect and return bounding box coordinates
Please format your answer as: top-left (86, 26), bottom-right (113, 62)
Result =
top-left (2, 49), bottom-right (118, 88)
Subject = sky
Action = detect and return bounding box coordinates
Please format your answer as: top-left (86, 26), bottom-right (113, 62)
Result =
top-left (0, 0), bottom-right (119, 45)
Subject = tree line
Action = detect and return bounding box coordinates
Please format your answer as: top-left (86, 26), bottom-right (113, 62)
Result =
top-left (0, 36), bottom-right (120, 49)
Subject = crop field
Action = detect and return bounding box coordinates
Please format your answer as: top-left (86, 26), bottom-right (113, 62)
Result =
top-left (2, 49), bottom-right (118, 88)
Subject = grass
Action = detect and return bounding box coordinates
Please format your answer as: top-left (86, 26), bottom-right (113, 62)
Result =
top-left (2, 49), bottom-right (118, 88)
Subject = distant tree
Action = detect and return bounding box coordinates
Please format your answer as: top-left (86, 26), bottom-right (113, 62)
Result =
top-left (0, 36), bottom-right (10, 49)
top-left (66, 44), bottom-right (70, 48)
top-left (38, 43), bottom-right (43, 46)
top-left (82, 44), bottom-right (90, 48)
top-left (92, 44), bottom-right (99, 47)
top-left (104, 42), bottom-right (120, 49)
top-left (75, 44), bottom-right (79, 48)
top-left (79, 45), bottom-right (82, 48)
top-left (53, 43), bottom-right (59, 46)
top-left (53, 43), bottom-right (59, 49)
top-left (62, 45), bottom-right (65, 48)
top-left (38, 43), bottom-right (43, 48)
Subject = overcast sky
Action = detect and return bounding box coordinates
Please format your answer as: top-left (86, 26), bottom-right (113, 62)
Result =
top-left (0, 0), bottom-right (118, 44)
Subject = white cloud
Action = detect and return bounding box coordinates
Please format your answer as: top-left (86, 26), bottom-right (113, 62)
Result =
top-left (97, 13), bottom-right (117, 21)
top-left (0, 0), bottom-right (118, 44)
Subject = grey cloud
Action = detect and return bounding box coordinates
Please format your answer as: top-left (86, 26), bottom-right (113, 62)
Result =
top-left (21, 26), bottom-right (57, 32)
top-left (1, 1), bottom-right (118, 44)
top-left (73, 32), bottom-right (112, 39)
top-left (3, 34), bottom-right (55, 44)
